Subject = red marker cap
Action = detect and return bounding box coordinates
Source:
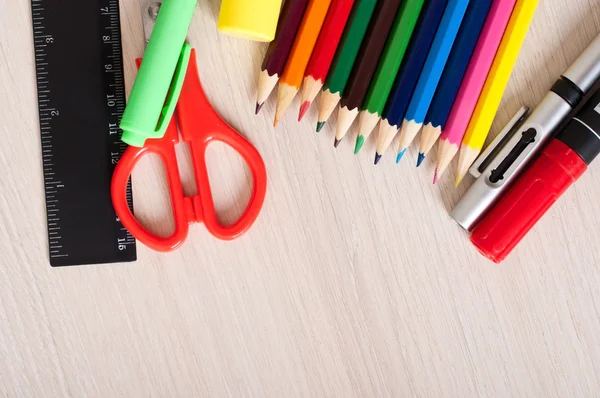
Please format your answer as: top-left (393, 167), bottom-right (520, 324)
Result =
top-left (470, 87), bottom-right (600, 263)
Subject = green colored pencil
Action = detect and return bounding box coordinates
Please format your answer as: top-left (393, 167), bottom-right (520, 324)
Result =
top-left (356, 0), bottom-right (425, 141)
top-left (316, 0), bottom-right (377, 132)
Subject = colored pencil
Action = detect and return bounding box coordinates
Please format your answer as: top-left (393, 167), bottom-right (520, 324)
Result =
top-left (395, 0), bottom-right (471, 164)
top-left (417, 0), bottom-right (493, 166)
top-left (364, 0), bottom-right (448, 157)
top-left (333, 0), bottom-right (402, 147)
top-left (256, 0), bottom-right (310, 114)
top-left (316, 0), bottom-right (378, 132)
top-left (354, 0), bottom-right (426, 151)
top-left (274, 0), bottom-right (332, 126)
top-left (455, 0), bottom-right (539, 185)
top-left (434, 0), bottom-right (517, 184)
top-left (299, 0), bottom-right (356, 121)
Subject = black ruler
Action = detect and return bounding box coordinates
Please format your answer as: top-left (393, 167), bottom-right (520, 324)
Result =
top-left (31, 0), bottom-right (136, 266)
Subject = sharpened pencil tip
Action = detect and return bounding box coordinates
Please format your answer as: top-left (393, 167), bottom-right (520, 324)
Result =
top-left (354, 135), bottom-right (365, 154)
top-left (334, 138), bottom-right (341, 148)
top-left (255, 102), bottom-right (263, 115)
top-left (374, 153), bottom-right (382, 165)
top-left (298, 101), bottom-right (310, 121)
top-left (433, 170), bottom-right (439, 185)
top-left (396, 149), bottom-right (407, 164)
top-left (455, 174), bottom-right (464, 188)
top-left (416, 153), bottom-right (425, 167)
top-left (316, 121), bottom-right (326, 132)
top-left (273, 118), bottom-right (280, 128)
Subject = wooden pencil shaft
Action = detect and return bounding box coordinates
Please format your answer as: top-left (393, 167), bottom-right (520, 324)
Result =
top-left (262, 0), bottom-right (310, 76)
top-left (423, 0), bottom-right (493, 129)
top-left (340, 0), bottom-right (402, 111)
top-left (403, 0), bottom-right (471, 126)
top-left (380, 0), bottom-right (449, 128)
top-left (280, 0), bottom-right (333, 89)
top-left (362, 0), bottom-right (427, 116)
top-left (439, 0), bottom-right (517, 147)
top-left (304, 0), bottom-right (355, 82)
top-left (323, 0), bottom-right (378, 96)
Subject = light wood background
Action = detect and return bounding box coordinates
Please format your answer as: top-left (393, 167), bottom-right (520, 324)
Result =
top-left (2, 0), bottom-right (600, 396)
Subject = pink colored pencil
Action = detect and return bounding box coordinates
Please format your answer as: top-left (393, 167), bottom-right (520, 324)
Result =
top-left (434, 0), bottom-right (517, 184)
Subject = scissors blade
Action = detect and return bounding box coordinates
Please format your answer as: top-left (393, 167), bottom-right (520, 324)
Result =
top-left (142, 1), bottom-right (162, 43)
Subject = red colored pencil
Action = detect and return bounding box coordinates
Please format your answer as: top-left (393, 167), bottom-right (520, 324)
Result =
top-left (298, 0), bottom-right (355, 121)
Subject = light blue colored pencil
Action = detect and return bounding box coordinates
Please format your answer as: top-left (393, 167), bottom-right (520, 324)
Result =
top-left (416, 0), bottom-right (492, 166)
top-left (394, 0), bottom-right (471, 163)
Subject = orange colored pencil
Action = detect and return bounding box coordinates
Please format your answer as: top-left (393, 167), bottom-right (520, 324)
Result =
top-left (274, 0), bottom-right (332, 126)
top-left (298, 0), bottom-right (355, 121)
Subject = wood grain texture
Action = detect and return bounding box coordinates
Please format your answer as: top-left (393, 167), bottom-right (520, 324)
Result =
top-left (1, 0), bottom-right (600, 396)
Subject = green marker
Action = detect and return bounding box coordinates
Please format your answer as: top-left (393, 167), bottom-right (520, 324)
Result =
top-left (316, 0), bottom-right (377, 132)
top-left (120, 0), bottom-right (197, 147)
top-left (355, 0), bottom-right (425, 150)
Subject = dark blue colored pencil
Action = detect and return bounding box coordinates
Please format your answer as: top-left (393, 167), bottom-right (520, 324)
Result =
top-left (372, 0), bottom-right (448, 163)
top-left (416, 0), bottom-right (493, 166)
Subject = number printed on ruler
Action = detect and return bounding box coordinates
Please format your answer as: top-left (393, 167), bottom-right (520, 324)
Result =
top-left (31, 0), bottom-right (136, 265)
top-left (102, 0), bottom-right (135, 253)
top-left (32, 0), bottom-right (63, 258)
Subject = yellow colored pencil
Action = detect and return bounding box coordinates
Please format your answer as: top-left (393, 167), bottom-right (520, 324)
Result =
top-left (455, 0), bottom-right (538, 185)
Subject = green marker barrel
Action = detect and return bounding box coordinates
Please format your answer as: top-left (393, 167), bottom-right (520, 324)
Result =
top-left (120, 0), bottom-right (197, 147)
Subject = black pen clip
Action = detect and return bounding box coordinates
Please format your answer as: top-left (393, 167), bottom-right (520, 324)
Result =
top-left (489, 128), bottom-right (537, 183)
top-left (469, 107), bottom-right (531, 179)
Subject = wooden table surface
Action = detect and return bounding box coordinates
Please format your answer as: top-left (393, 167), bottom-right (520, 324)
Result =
top-left (2, 0), bottom-right (600, 396)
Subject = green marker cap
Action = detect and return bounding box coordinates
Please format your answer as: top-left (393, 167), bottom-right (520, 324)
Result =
top-left (120, 0), bottom-right (197, 147)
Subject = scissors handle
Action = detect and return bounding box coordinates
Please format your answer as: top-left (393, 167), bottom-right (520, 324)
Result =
top-left (178, 50), bottom-right (267, 240)
top-left (112, 114), bottom-right (192, 252)
top-left (111, 52), bottom-right (267, 252)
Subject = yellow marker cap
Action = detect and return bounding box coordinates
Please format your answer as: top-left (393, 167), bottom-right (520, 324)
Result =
top-left (218, 0), bottom-right (283, 42)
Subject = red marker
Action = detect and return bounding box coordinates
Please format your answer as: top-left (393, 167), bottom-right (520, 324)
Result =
top-left (470, 87), bottom-right (600, 263)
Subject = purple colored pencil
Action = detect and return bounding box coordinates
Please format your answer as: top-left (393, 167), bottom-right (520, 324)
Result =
top-left (255, 0), bottom-right (310, 114)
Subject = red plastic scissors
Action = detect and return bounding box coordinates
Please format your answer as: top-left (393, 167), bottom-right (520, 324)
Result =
top-left (111, 51), bottom-right (267, 252)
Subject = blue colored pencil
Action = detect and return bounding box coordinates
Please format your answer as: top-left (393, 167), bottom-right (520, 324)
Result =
top-left (372, 0), bottom-right (449, 163)
top-left (395, 0), bottom-right (471, 164)
top-left (417, 0), bottom-right (493, 166)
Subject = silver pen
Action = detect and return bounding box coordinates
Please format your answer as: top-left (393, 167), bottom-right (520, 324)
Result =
top-left (452, 32), bottom-right (600, 231)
